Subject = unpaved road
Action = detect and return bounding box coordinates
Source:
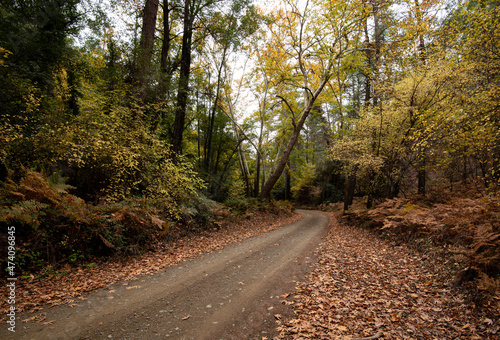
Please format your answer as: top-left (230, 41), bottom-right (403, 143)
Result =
top-left (6, 210), bottom-right (328, 340)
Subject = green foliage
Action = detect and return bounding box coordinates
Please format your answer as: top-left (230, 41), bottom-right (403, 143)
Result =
top-left (291, 163), bottom-right (318, 203)
top-left (226, 177), bottom-right (247, 200)
top-left (224, 197), bottom-right (258, 214)
top-left (223, 196), bottom-right (294, 217)
top-left (314, 160), bottom-right (344, 203)
top-left (0, 170), bottom-right (93, 271)
top-left (63, 106), bottom-right (205, 205)
top-left (443, 0), bottom-right (500, 189)
top-left (0, 0), bottom-right (81, 86)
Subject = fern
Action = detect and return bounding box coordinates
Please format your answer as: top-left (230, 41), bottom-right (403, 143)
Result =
top-left (46, 172), bottom-right (74, 194)
top-left (1, 200), bottom-right (49, 226)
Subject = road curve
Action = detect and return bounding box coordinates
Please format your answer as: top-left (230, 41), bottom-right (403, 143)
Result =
top-left (7, 210), bottom-right (329, 340)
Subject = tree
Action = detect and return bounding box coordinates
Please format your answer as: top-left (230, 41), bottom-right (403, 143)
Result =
top-left (441, 0), bottom-right (500, 189)
top-left (257, 0), bottom-right (365, 199)
top-left (131, 0), bottom-right (160, 102)
top-left (202, 4), bottom-right (259, 171)
top-left (172, 0), bottom-right (235, 155)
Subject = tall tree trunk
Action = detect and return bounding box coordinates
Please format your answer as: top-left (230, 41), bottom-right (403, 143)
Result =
top-left (370, 0), bottom-right (381, 106)
top-left (415, 0), bottom-right (426, 61)
top-left (159, 0), bottom-right (175, 100)
top-left (343, 168), bottom-right (357, 211)
top-left (134, 0), bottom-right (160, 102)
top-left (415, 0), bottom-right (426, 196)
top-left (417, 151), bottom-right (426, 196)
top-left (226, 86), bottom-right (252, 197)
top-left (172, 0), bottom-right (193, 156)
top-left (285, 159), bottom-right (291, 200)
top-left (237, 143), bottom-right (251, 197)
top-left (254, 75), bottom-right (268, 197)
top-left (363, 16), bottom-right (371, 106)
top-left (150, 0), bottom-right (178, 134)
top-left (254, 153), bottom-right (261, 197)
top-left (258, 117), bottom-right (304, 200)
top-left (67, 64), bottom-right (79, 115)
top-left (160, 0), bottom-right (171, 76)
top-left (205, 49), bottom-right (227, 171)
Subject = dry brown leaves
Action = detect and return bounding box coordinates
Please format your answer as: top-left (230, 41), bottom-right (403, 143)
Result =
top-left (0, 211), bottom-right (301, 321)
top-left (277, 213), bottom-right (500, 340)
top-left (338, 195), bottom-right (500, 304)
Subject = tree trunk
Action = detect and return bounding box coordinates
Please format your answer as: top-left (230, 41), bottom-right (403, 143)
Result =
top-left (415, 0), bottom-right (426, 195)
top-left (363, 16), bottom-right (371, 106)
top-left (237, 143), bottom-right (251, 197)
top-left (258, 76), bottom-right (329, 200)
top-left (370, 0), bottom-right (381, 106)
top-left (134, 0), bottom-right (160, 102)
top-left (205, 49), bottom-right (227, 171)
top-left (285, 159), bottom-right (291, 200)
top-left (172, 0), bottom-right (193, 156)
top-left (414, 0), bottom-right (426, 61)
top-left (150, 0), bottom-right (177, 134)
top-left (254, 153), bottom-right (261, 197)
top-left (343, 169), bottom-right (356, 211)
top-left (226, 83), bottom-right (252, 197)
top-left (160, 0), bottom-right (171, 75)
top-left (417, 152), bottom-right (426, 196)
top-left (254, 75), bottom-right (268, 197)
top-left (258, 115), bottom-right (305, 199)
top-left (159, 0), bottom-right (175, 99)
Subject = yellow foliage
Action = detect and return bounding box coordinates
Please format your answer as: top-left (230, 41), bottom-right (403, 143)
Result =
top-left (0, 47), bottom-right (12, 67)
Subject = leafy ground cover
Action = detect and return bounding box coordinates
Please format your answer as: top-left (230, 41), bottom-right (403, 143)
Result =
top-left (276, 193), bottom-right (500, 339)
top-left (338, 190), bottom-right (500, 301)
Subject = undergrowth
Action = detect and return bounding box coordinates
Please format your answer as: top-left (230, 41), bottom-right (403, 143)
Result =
top-left (0, 171), bottom-right (295, 279)
top-left (223, 197), bottom-right (293, 216)
top-left (0, 170), bottom-right (220, 276)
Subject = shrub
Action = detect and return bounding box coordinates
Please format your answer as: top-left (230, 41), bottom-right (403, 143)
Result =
top-left (0, 169), bottom-right (207, 274)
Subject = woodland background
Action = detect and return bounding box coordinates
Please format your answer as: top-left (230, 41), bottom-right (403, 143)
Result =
top-left (0, 0), bottom-right (499, 299)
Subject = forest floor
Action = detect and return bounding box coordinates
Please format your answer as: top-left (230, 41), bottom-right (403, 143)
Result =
top-left (277, 190), bottom-right (500, 339)
top-left (2, 195), bottom-right (499, 339)
top-left (277, 211), bottom-right (499, 339)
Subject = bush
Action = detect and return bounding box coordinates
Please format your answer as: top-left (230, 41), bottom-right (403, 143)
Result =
top-left (223, 197), bottom-right (257, 214)
top-left (62, 109), bottom-right (205, 204)
top-left (0, 170), bottom-right (207, 274)
top-left (224, 197), bottom-right (293, 215)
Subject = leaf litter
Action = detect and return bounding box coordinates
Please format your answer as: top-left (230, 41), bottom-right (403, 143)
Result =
top-left (276, 212), bottom-right (499, 339)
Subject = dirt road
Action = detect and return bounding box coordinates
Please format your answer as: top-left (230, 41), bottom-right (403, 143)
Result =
top-left (7, 210), bottom-right (328, 340)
